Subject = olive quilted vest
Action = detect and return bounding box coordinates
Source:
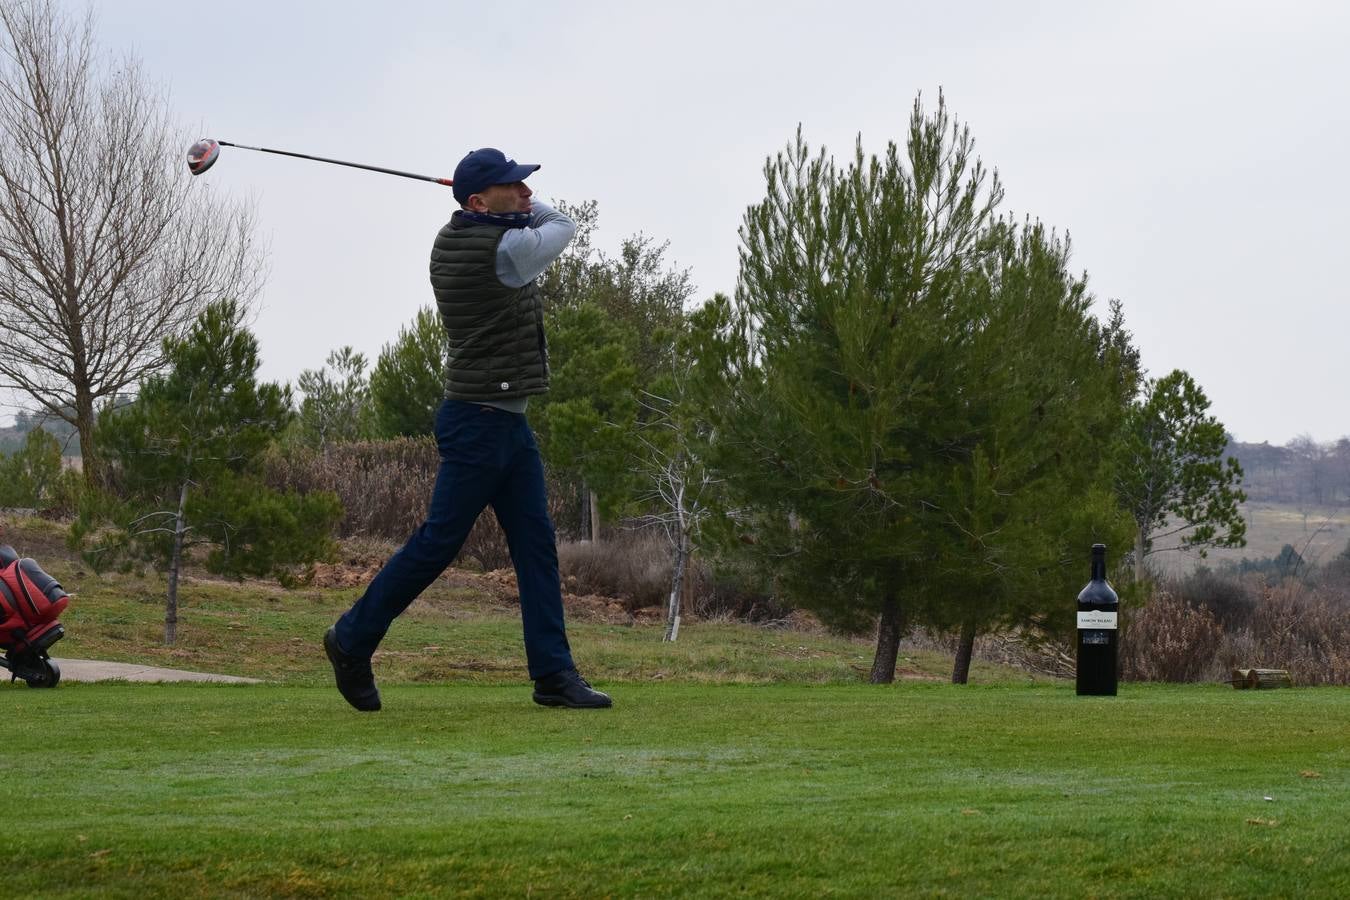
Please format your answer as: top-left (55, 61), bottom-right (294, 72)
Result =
top-left (428, 215), bottom-right (548, 402)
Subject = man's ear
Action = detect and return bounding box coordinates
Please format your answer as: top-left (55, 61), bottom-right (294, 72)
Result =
top-left (466, 193), bottom-right (488, 212)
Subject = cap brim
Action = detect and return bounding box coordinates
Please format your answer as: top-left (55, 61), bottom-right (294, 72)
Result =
top-left (501, 163), bottom-right (541, 183)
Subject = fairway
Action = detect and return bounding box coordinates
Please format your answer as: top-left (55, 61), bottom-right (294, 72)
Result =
top-left (7, 681), bottom-right (1348, 898)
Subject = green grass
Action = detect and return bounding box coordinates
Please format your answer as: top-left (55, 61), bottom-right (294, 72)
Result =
top-left (5, 521), bottom-right (1348, 896)
top-left (6, 682), bottom-right (1348, 898)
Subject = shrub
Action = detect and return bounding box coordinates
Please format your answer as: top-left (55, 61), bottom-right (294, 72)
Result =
top-left (1120, 590), bottom-right (1223, 682)
top-left (556, 528), bottom-right (792, 621)
top-left (1315, 541), bottom-right (1350, 589)
top-left (1242, 583), bottom-right (1350, 686)
top-left (263, 439), bottom-right (516, 571)
top-left (1164, 568), bottom-right (1257, 630)
top-left (558, 530), bottom-right (671, 611)
top-left (0, 428), bottom-right (75, 511)
top-left (1121, 576), bottom-right (1350, 686)
top-left (1235, 543), bottom-right (1309, 581)
top-left (695, 558), bottom-right (794, 624)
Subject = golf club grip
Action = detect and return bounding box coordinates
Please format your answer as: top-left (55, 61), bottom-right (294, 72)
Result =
top-left (217, 141), bottom-right (453, 186)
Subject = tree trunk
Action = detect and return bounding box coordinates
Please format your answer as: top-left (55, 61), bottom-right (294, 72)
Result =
top-left (682, 553), bottom-right (695, 614)
top-left (165, 481), bottom-right (189, 645)
top-left (663, 538), bottom-right (689, 643)
top-left (578, 483), bottom-right (590, 541)
top-left (951, 618), bottom-right (978, 684)
top-left (74, 383), bottom-right (100, 488)
top-left (1231, 668), bottom-right (1293, 690)
top-left (1134, 527), bottom-right (1148, 585)
top-left (869, 594), bottom-right (904, 684)
top-left (589, 489), bottom-right (601, 544)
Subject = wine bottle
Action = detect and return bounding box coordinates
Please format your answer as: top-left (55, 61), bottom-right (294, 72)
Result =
top-left (1076, 543), bottom-right (1119, 696)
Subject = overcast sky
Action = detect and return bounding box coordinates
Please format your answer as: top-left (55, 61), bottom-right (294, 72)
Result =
top-left (72, 0), bottom-right (1350, 445)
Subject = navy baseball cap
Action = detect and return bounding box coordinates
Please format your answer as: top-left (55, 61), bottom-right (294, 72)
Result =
top-left (452, 148), bottom-right (541, 205)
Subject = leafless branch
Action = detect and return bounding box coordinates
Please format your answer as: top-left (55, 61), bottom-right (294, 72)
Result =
top-left (0, 1), bottom-right (263, 478)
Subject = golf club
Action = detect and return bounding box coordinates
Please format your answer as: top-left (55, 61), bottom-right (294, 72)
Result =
top-left (186, 138), bottom-right (453, 187)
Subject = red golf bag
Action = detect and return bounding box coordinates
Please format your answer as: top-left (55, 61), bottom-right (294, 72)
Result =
top-left (0, 545), bottom-right (69, 687)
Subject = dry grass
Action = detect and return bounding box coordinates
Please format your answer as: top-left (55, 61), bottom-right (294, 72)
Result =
top-left (1235, 582), bottom-right (1350, 685)
top-left (1150, 501), bottom-right (1350, 575)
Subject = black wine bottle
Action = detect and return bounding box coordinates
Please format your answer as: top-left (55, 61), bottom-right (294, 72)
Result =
top-left (1076, 543), bottom-right (1119, 696)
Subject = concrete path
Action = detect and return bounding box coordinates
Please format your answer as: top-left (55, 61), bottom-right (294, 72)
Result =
top-left (50, 659), bottom-right (261, 684)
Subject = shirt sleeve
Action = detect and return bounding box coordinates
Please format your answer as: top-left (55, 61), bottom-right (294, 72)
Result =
top-left (495, 200), bottom-right (577, 288)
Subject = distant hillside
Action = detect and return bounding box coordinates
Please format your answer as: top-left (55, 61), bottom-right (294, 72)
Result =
top-left (0, 411), bottom-right (80, 457)
top-left (1151, 500), bottom-right (1349, 576)
top-left (1148, 437), bottom-right (1350, 576)
top-left (0, 426), bottom-right (23, 455)
top-left (1227, 438), bottom-right (1350, 506)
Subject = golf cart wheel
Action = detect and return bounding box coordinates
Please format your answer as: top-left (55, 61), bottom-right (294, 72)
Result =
top-left (25, 657), bottom-right (59, 688)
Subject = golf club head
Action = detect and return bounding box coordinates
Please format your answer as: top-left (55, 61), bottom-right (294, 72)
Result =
top-left (187, 139), bottom-right (220, 176)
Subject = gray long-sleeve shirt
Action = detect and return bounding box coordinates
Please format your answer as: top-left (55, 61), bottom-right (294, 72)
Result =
top-left (496, 199), bottom-right (576, 288)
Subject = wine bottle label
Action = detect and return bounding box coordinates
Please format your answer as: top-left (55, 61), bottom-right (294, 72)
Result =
top-left (1077, 611), bottom-right (1118, 630)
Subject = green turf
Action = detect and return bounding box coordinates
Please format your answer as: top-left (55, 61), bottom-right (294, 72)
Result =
top-left (6, 681), bottom-right (1347, 898)
top-left (7, 526), bottom-right (1348, 897)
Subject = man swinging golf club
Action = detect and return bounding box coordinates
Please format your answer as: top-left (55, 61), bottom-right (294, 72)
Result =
top-left (324, 148), bottom-right (611, 711)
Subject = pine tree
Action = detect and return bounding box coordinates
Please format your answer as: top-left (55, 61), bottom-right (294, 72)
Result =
top-left (296, 347), bottom-right (376, 451)
top-left (699, 95), bottom-right (1135, 681)
top-left (1115, 369), bottom-right (1246, 583)
top-left (532, 303), bottom-right (640, 538)
top-left (0, 427), bottom-right (65, 508)
top-left (80, 300), bottom-right (341, 644)
top-left (369, 307), bottom-right (449, 438)
top-left (924, 221), bottom-right (1135, 682)
top-left (701, 96), bottom-right (1002, 680)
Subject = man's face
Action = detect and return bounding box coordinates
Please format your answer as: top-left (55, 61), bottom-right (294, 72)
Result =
top-left (470, 181), bottom-right (532, 214)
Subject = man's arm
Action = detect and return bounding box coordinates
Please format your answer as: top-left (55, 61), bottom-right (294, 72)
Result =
top-left (496, 200), bottom-right (577, 288)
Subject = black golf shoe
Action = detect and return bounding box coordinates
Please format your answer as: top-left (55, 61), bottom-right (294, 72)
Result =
top-left (324, 627), bottom-right (381, 712)
top-left (532, 668), bottom-right (612, 709)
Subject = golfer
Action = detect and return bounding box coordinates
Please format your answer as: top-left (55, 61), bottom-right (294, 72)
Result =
top-left (324, 148), bottom-right (611, 712)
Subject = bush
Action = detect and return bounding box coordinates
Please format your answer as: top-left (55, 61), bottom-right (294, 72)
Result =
top-left (1233, 543), bottom-right (1309, 581)
top-left (1164, 568), bottom-right (1257, 630)
top-left (1120, 590), bottom-right (1224, 682)
top-left (264, 438), bottom-right (435, 538)
top-left (559, 530), bottom-right (671, 611)
top-left (261, 441), bottom-right (804, 623)
top-left (1240, 583), bottom-right (1350, 686)
top-left (695, 558), bottom-right (794, 624)
top-left (1315, 540), bottom-right (1350, 588)
top-left (262, 438), bottom-right (586, 572)
top-left (1119, 573), bottom-right (1350, 685)
top-left (557, 528), bottom-right (792, 621)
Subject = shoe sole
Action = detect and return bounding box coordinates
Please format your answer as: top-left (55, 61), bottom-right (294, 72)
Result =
top-left (324, 628), bottom-right (381, 712)
top-left (532, 692), bottom-right (612, 709)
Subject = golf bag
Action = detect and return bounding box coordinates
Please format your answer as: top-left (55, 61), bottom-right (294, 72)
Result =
top-left (0, 545), bottom-right (69, 688)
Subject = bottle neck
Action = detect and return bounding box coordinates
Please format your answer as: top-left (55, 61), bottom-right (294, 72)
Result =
top-left (1091, 546), bottom-right (1107, 581)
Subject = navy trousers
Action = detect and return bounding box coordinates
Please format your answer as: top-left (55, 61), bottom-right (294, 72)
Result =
top-left (335, 399), bottom-right (574, 680)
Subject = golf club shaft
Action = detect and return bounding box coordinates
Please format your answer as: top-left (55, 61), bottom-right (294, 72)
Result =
top-left (217, 141), bottom-right (452, 186)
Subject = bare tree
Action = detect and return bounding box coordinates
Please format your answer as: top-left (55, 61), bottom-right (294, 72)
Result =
top-left (0, 0), bottom-right (262, 484)
top-left (1287, 433), bottom-right (1330, 513)
top-left (634, 384), bottom-right (717, 643)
